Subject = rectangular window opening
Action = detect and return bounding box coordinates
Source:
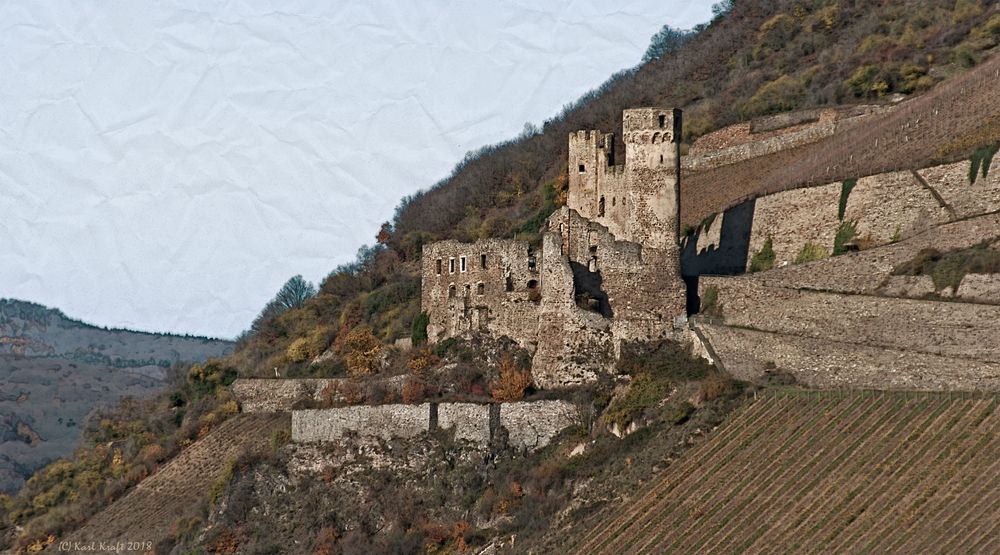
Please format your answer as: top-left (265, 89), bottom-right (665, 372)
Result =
top-left (578, 164), bottom-right (586, 173)
top-left (449, 258), bottom-right (455, 274)
top-left (658, 114), bottom-right (666, 128)
top-left (460, 256), bottom-right (467, 272)
top-left (436, 259), bottom-right (442, 275)
top-left (481, 254), bottom-right (487, 269)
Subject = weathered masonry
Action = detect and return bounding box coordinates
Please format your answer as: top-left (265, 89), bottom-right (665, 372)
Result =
top-left (421, 108), bottom-right (688, 387)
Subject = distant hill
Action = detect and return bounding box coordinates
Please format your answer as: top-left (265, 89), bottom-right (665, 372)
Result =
top-left (0, 299), bottom-right (233, 493)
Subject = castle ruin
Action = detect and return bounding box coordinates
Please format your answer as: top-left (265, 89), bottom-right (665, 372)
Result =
top-left (421, 108), bottom-right (688, 387)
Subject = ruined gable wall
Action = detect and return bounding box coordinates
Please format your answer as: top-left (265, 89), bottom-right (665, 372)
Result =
top-left (421, 239), bottom-right (540, 346)
top-left (546, 207), bottom-right (683, 343)
top-left (532, 231), bottom-right (615, 388)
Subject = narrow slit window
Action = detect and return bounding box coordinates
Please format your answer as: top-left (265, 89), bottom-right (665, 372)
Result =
top-left (449, 258), bottom-right (455, 274)
top-left (598, 196), bottom-right (605, 217)
top-left (449, 284), bottom-right (456, 298)
top-left (436, 259), bottom-right (442, 275)
top-left (658, 114), bottom-right (666, 128)
top-left (460, 256), bottom-right (467, 272)
top-left (481, 254), bottom-right (487, 269)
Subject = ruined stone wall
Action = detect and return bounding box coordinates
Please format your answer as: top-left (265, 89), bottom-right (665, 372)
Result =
top-left (421, 239), bottom-right (540, 346)
top-left (233, 378), bottom-right (337, 412)
top-left (532, 231), bottom-right (615, 388)
top-left (233, 377), bottom-right (412, 412)
top-left (291, 400), bottom-right (578, 451)
top-left (546, 209), bottom-right (683, 342)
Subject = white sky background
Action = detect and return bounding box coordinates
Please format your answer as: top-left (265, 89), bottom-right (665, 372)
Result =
top-left (0, 1), bottom-right (714, 339)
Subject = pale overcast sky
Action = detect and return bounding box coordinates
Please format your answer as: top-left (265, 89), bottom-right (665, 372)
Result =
top-left (0, 1), bottom-right (714, 338)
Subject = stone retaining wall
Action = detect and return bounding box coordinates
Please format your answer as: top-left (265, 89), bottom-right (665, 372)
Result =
top-left (700, 277), bottom-right (1000, 363)
top-left (291, 400), bottom-right (578, 452)
top-left (699, 324), bottom-right (1000, 391)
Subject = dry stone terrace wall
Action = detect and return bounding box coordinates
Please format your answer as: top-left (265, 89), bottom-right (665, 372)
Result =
top-left (700, 324), bottom-right (1000, 391)
top-left (744, 212), bottom-right (1000, 294)
top-left (679, 54), bottom-right (1000, 228)
top-left (291, 400), bottom-right (578, 452)
top-left (700, 277), bottom-right (1000, 363)
top-left (234, 377), bottom-right (406, 412)
top-left (744, 161), bottom-right (998, 272)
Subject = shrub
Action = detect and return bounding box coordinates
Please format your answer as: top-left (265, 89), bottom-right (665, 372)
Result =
top-left (337, 381), bottom-right (364, 405)
top-left (401, 377), bottom-right (427, 404)
top-left (187, 361), bottom-right (238, 398)
top-left (411, 312), bottom-right (430, 345)
top-left (604, 374), bottom-right (672, 429)
top-left (490, 356), bottom-right (533, 402)
top-left (794, 243), bottom-right (829, 264)
top-left (749, 238), bottom-right (776, 273)
top-left (341, 326), bottom-right (382, 377)
top-left (844, 65), bottom-right (889, 98)
top-left (697, 373), bottom-right (742, 403)
top-left (833, 221), bottom-right (858, 255)
top-left (617, 340), bottom-right (711, 382)
top-left (742, 75), bottom-right (806, 118)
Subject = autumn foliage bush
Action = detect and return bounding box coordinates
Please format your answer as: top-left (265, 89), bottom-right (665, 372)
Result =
top-left (490, 356), bottom-right (533, 402)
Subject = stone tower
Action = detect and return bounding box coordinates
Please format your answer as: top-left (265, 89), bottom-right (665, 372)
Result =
top-left (566, 108), bottom-right (682, 253)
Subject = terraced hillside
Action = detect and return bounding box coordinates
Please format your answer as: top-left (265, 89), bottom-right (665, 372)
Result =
top-left (59, 413), bottom-right (288, 553)
top-left (680, 52), bottom-right (1000, 227)
top-left (570, 391), bottom-right (1000, 555)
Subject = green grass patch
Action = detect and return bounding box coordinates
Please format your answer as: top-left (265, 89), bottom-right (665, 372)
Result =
top-left (794, 242), bottom-right (829, 264)
top-left (749, 238), bottom-right (776, 273)
top-left (833, 220), bottom-right (857, 255)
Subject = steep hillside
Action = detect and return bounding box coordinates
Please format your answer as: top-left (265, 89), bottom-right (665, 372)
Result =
top-left (231, 0), bottom-right (1000, 383)
top-left (568, 391), bottom-right (1000, 554)
top-left (59, 413), bottom-right (288, 554)
top-left (0, 299), bottom-right (232, 493)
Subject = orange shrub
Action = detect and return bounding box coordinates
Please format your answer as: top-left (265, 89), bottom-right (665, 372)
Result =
top-left (401, 377), bottom-right (427, 404)
top-left (490, 356), bottom-right (533, 402)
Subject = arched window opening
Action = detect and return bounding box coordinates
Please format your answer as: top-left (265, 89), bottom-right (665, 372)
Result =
top-left (448, 284), bottom-right (456, 298)
top-left (527, 279), bottom-right (538, 289)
